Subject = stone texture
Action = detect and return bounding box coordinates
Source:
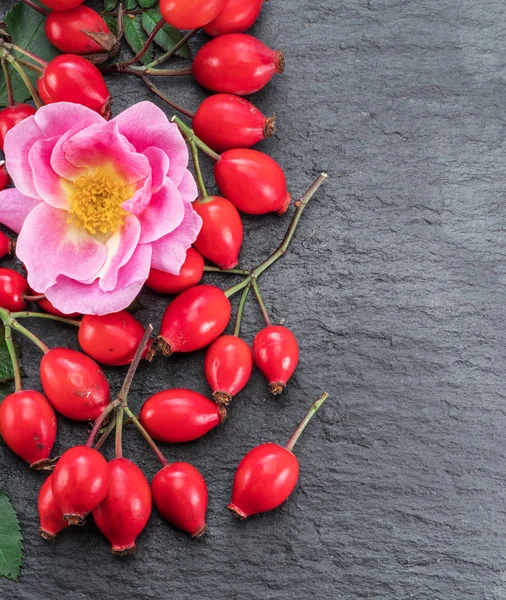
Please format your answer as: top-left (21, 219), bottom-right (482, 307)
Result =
top-left (1, 0), bottom-right (506, 598)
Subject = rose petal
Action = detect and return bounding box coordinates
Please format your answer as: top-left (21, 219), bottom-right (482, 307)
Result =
top-left (50, 121), bottom-right (102, 181)
top-left (0, 188), bottom-right (40, 234)
top-left (143, 146), bottom-right (170, 193)
top-left (113, 101), bottom-right (189, 186)
top-left (178, 169), bottom-right (198, 204)
top-left (16, 203), bottom-right (106, 292)
top-left (150, 200), bottom-right (202, 274)
top-left (137, 179), bottom-right (185, 245)
top-left (29, 136), bottom-right (69, 210)
top-left (44, 244), bottom-right (152, 315)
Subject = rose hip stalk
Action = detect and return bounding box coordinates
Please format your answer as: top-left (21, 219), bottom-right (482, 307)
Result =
top-left (193, 34), bottom-right (284, 95)
top-left (146, 247), bottom-right (204, 295)
top-left (228, 393), bottom-right (328, 518)
top-left (204, 0), bottom-right (266, 36)
top-left (38, 475), bottom-right (68, 540)
top-left (193, 94), bottom-right (275, 152)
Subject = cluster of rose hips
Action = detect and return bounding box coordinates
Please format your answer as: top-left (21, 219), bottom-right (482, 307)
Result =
top-left (0, 0), bottom-right (329, 554)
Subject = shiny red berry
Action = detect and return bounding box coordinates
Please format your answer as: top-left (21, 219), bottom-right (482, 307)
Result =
top-left (193, 34), bottom-right (284, 95)
top-left (193, 196), bottom-right (243, 269)
top-left (157, 285), bottom-right (231, 355)
top-left (204, 0), bottom-right (265, 36)
top-left (214, 149), bottom-right (291, 215)
top-left (152, 462), bottom-right (208, 536)
top-left (0, 390), bottom-right (57, 467)
top-left (253, 325), bottom-right (299, 394)
top-left (52, 445), bottom-right (110, 525)
top-left (204, 335), bottom-right (252, 404)
top-left (93, 458), bottom-right (152, 555)
top-left (0, 231), bottom-right (13, 259)
top-left (40, 348), bottom-right (110, 421)
top-left (38, 474), bottom-right (69, 540)
top-left (139, 388), bottom-right (225, 443)
top-left (0, 161), bottom-right (10, 191)
top-left (0, 268), bottom-right (28, 311)
top-left (78, 311), bottom-right (151, 366)
top-left (45, 6), bottom-right (113, 55)
top-left (145, 247), bottom-right (204, 295)
top-left (38, 55), bottom-right (110, 117)
top-left (193, 94), bottom-right (275, 152)
top-left (160, 0), bottom-right (226, 30)
top-left (0, 104), bottom-right (36, 151)
top-left (40, 0), bottom-right (84, 9)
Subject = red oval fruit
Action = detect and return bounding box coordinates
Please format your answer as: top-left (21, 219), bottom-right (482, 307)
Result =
top-left (45, 6), bottom-right (113, 55)
top-left (160, 0), bottom-right (226, 30)
top-left (38, 474), bottom-right (69, 540)
top-left (204, 0), bottom-right (265, 36)
top-left (0, 161), bottom-right (10, 191)
top-left (145, 247), bottom-right (204, 295)
top-left (0, 390), bottom-right (57, 467)
top-left (214, 149), bottom-right (290, 215)
top-left (78, 311), bottom-right (150, 366)
top-left (193, 94), bottom-right (274, 152)
top-left (37, 55), bottom-right (110, 117)
top-left (139, 388), bottom-right (225, 443)
top-left (40, 348), bottom-right (110, 421)
top-left (0, 104), bottom-right (36, 151)
top-left (158, 285), bottom-right (231, 355)
top-left (152, 462), bottom-right (208, 536)
top-left (52, 446), bottom-right (110, 525)
top-left (193, 34), bottom-right (284, 95)
top-left (40, 0), bottom-right (84, 9)
top-left (0, 268), bottom-right (28, 311)
top-left (0, 231), bottom-right (12, 259)
top-left (36, 296), bottom-right (81, 318)
top-left (93, 458), bottom-right (152, 555)
top-left (204, 335), bottom-right (252, 404)
top-left (252, 325), bottom-right (299, 394)
top-left (228, 443), bottom-right (299, 518)
top-left (193, 196), bottom-right (243, 269)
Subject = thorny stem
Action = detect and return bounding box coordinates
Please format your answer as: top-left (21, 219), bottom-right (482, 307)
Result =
top-left (5, 44), bottom-right (48, 68)
top-left (285, 393), bottom-right (329, 452)
top-left (204, 266), bottom-right (250, 276)
top-left (121, 18), bottom-right (165, 68)
top-left (85, 399), bottom-right (121, 448)
top-left (251, 278), bottom-right (272, 327)
top-left (11, 311), bottom-right (81, 327)
top-left (115, 406), bottom-right (124, 459)
top-left (116, 324), bottom-right (153, 405)
top-left (233, 284), bottom-right (251, 337)
top-left (145, 28), bottom-right (199, 69)
top-left (124, 405), bottom-right (167, 467)
top-left (6, 57), bottom-right (42, 108)
top-left (94, 418), bottom-right (116, 451)
top-left (171, 116), bottom-right (220, 161)
top-left (20, 0), bottom-right (49, 16)
top-left (1, 60), bottom-right (14, 107)
top-left (224, 173), bottom-right (328, 298)
top-left (4, 325), bottom-right (21, 392)
top-left (141, 77), bottom-right (194, 118)
top-left (189, 142), bottom-right (208, 198)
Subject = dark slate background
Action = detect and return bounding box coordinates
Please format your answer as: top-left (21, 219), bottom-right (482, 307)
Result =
top-left (1, 0), bottom-right (506, 598)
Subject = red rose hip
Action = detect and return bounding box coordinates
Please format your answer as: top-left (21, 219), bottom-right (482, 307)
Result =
top-left (204, 335), bottom-right (252, 404)
top-left (0, 231), bottom-right (12, 259)
top-left (38, 475), bottom-right (69, 540)
top-left (204, 0), bottom-right (266, 36)
top-left (0, 162), bottom-right (10, 191)
top-left (193, 34), bottom-right (284, 95)
top-left (253, 325), bottom-right (299, 394)
top-left (0, 268), bottom-right (29, 311)
top-left (0, 104), bottom-right (36, 151)
top-left (40, 0), bottom-right (84, 9)
top-left (145, 247), bottom-right (204, 295)
top-left (152, 462), bottom-right (208, 536)
top-left (160, 0), bottom-right (226, 29)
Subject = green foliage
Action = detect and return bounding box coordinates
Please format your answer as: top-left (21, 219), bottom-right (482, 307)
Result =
top-left (125, 0), bottom-right (138, 10)
top-left (104, 0), bottom-right (118, 10)
top-left (138, 0), bottom-right (158, 7)
top-left (123, 14), bottom-right (154, 65)
top-left (142, 9), bottom-right (191, 60)
top-left (0, 490), bottom-right (22, 581)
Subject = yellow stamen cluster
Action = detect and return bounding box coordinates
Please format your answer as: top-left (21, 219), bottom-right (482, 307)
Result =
top-left (67, 167), bottom-right (131, 235)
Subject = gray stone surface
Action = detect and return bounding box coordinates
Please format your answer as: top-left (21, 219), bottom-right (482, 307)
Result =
top-left (1, 0), bottom-right (506, 598)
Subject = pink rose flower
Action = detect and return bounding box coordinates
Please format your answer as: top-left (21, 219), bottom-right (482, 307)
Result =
top-left (0, 101), bottom-right (201, 315)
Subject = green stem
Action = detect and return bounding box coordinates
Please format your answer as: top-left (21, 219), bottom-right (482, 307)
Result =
top-left (251, 278), bottom-right (272, 327)
top-left (117, 324), bottom-right (153, 405)
top-left (189, 142), bottom-right (208, 198)
top-left (145, 28), bottom-right (199, 69)
top-left (141, 77), bottom-right (194, 118)
top-left (171, 116), bottom-right (220, 161)
top-left (1, 60), bottom-right (14, 107)
top-left (115, 406), bottom-right (124, 459)
top-left (122, 18), bottom-right (165, 68)
top-left (5, 44), bottom-right (48, 68)
top-left (224, 276), bottom-right (250, 298)
top-left (233, 284), bottom-right (250, 337)
top-left (85, 399), bottom-right (121, 448)
top-left (16, 58), bottom-right (44, 74)
top-left (285, 393), bottom-right (329, 452)
top-left (204, 266), bottom-right (250, 276)
top-left (10, 319), bottom-right (50, 353)
top-left (94, 418), bottom-right (116, 451)
top-left (123, 406), bottom-right (167, 467)
top-left (11, 311), bottom-right (81, 327)
top-left (4, 325), bottom-right (21, 392)
top-left (6, 57), bottom-right (42, 108)
top-left (20, 0), bottom-right (49, 16)
top-left (116, 64), bottom-right (193, 77)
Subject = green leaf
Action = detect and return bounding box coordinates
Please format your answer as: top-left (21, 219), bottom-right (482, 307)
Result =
top-left (104, 0), bottom-right (118, 10)
top-left (103, 14), bottom-right (118, 36)
top-left (125, 0), bottom-right (138, 10)
top-left (138, 0), bottom-right (158, 7)
top-left (0, 2), bottom-right (60, 107)
top-left (142, 9), bottom-right (191, 60)
top-left (0, 490), bottom-right (22, 581)
top-left (0, 325), bottom-right (23, 385)
top-left (123, 15), bottom-right (153, 66)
